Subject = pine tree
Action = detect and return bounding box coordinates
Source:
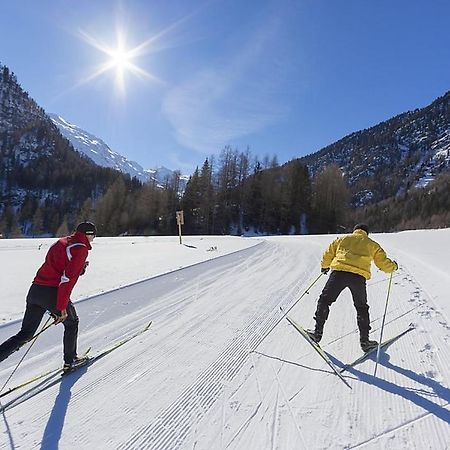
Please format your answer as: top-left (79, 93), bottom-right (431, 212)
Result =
top-left (312, 164), bottom-right (350, 233)
top-left (181, 167), bottom-right (199, 233)
top-left (77, 199), bottom-right (95, 225)
top-left (216, 147), bottom-right (239, 233)
top-left (1, 206), bottom-right (20, 237)
top-left (32, 208), bottom-right (44, 236)
top-left (286, 160), bottom-right (311, 234)
top-left (95, 177), bottom-right (128, 235)
top-left (198, 159), bottom-right (214, 234)
top-left (56, 219), bottom-right (70, 237)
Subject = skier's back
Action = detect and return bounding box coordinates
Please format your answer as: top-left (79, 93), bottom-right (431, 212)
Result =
top-left (308, 223), bottom-right (397, 352)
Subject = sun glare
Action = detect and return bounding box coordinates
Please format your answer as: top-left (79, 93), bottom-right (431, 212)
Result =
top-left (110, 48), bottom-right (131, 70)
top-left (78, 26), bottom-right (161, 95)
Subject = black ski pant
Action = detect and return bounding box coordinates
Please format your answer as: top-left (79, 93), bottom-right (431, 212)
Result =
top-left (313, 270), bottom-right (371, 340)
top-left (0, 284), bottom-right (79, 364)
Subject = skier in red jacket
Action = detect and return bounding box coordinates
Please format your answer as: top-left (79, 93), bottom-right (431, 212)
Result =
top-left (0, 222), bottom-right (96, 371)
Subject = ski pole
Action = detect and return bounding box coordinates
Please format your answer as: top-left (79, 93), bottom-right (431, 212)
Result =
top-left (28, 318), bottom-right (55, 341)
top-left (278, 272), bottom-right (323, 323)
top-left (373, 272), bottom-right (394, 377)
top-left (0, 316), bottom-right (53, 397)
top-left (257, 272), bottom-right (323, 348)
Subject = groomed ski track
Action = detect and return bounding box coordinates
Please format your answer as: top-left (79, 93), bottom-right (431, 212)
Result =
top-left (0, 235), bottom-right (449, 449)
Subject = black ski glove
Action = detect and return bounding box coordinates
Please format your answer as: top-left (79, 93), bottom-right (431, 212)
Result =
top-left (52, 309), bottom-right (68, 324)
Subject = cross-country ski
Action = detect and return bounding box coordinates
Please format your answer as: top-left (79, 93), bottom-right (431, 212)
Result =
top-left (284, 313), bottom-right (352, 389)
top-left (0, 348), bottom-right (92, 400)
top-left (0, 322), bottom-right (152, 412)
top-left (340, 326), bottom-right (415, 374)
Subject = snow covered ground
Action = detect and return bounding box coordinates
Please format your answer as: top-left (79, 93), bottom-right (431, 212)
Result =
top-left (0, 230), bottom-right (449, 449)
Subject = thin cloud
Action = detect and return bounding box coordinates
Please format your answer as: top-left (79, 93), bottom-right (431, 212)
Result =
top-left (162, 14), bottom-right (289, 154)
top-left (168, 152), bottom-right (198, 173)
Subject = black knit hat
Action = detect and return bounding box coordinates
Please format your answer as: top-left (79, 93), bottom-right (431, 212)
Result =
top-left (353, 223), bottom-right (369, 234)
top-left (76, 221), bottom-right (97, 236)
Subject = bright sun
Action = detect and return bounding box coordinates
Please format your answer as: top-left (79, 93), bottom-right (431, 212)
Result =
top-left (110, 48), bottom-right (132, 70)
top-left (78, 27), bottom-right (160, 95)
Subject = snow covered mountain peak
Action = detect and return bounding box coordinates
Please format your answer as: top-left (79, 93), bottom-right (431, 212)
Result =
top-left (49, 113), bottom-right (187, 188)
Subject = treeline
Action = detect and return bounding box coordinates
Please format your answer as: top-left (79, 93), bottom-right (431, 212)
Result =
top-left (181, 149), bottom-right (310, 235)
top-left (1, 147), bottom-right (353, 237)
top-left (1, 148), bottom-right (449, 238)
top-left (177, 148), bottom-right (350, 235)
top-left (350, 172), bottom-right (450, 231)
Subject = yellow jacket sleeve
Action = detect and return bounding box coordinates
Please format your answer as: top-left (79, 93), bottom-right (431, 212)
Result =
top-left (373, 245), bottom-right (397, 273)
top-left (321, 238), bottom-right (341, 269)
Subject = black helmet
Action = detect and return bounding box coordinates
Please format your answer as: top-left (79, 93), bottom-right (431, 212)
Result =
top-left (76, 221), bottom-right (97, 236)
top-left (353, 223), bottom-right (369, 234)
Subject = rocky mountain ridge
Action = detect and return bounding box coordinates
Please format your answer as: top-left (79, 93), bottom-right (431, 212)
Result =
top-left (299, 91), bottom-right (450, 205)
top-left (49, 114), bottom-right (188, 189)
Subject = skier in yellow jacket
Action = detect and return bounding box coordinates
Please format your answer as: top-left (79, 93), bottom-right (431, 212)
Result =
top-left (307, 223), bottom-right (398, 352)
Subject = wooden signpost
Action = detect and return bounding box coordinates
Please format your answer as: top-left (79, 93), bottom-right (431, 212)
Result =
top-left (176, 210), bottom-right (184, 244)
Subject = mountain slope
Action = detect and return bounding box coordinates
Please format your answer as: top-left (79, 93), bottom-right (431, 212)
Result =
top-left (50, 113), bottom-right (189, 189)
top-left (0, 63), bottom-right (131, 235)
top-left (49, 113), bottom-right (151, 184)
top-left (299, 91), bottom-right (450, 205)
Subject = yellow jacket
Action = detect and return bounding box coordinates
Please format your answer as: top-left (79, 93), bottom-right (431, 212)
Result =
top-left (321, 229), bottom-right (397, 280)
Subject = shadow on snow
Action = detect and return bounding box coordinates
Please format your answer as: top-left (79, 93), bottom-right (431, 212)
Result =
top-left (39, 366), bottom-right (88, 450)
top-left (328, 351), bottom-right (450, 425)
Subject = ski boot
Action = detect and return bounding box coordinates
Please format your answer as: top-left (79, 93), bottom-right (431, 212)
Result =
top-left (306, 329), bottom-right (322, 344)
top-left (63, 355), bottom-right (89, 374)
top-left (360, 338), bottom-right (378, 353)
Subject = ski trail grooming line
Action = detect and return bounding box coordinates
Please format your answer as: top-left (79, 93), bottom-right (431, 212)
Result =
top-left (117, 296), bottom-right (308, 450)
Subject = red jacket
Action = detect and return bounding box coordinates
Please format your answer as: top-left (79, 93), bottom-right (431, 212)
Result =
top-left (33, 231), bottom-right (92, 311)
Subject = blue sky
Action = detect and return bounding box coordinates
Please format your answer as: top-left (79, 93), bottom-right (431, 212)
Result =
top-left (1, 0), bottom-right (450, 173)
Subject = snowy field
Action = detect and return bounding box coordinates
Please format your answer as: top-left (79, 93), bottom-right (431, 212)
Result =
top-left (0, 230), bottom-right (449, 449)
